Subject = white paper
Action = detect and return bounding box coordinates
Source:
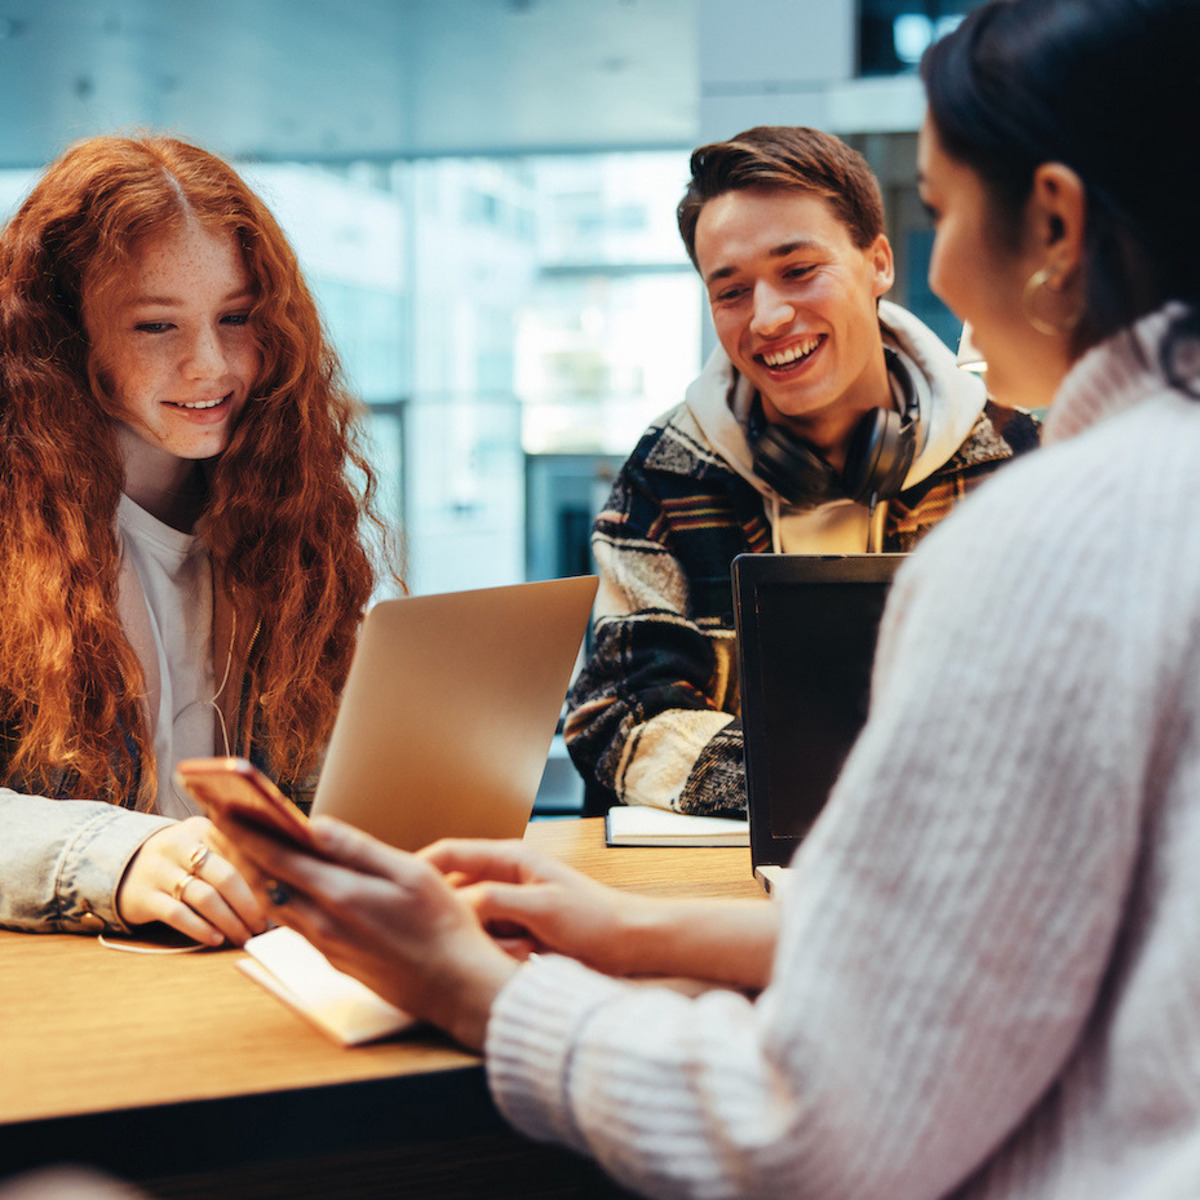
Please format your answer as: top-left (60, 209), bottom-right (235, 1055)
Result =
top-left (239, 926), bottom-right (417, 1046)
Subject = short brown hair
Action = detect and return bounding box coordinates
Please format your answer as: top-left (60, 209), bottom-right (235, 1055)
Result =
top-left (677, 126), bottom-right (886, 267)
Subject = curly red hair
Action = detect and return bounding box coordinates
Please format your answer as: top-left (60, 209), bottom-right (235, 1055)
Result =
top-left (0, 134), bottom-right (400, 807)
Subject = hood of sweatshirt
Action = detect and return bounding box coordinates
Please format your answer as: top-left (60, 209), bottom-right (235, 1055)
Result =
top-left (684, 299), bottom-right (987, 505)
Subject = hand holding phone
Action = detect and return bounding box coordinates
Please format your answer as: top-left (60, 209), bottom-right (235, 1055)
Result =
top-left (174, 757), bottom-right (318, 852)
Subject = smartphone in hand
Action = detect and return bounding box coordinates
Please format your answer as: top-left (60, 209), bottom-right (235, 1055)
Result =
top-left (174, 757), bottom-right (318, 852)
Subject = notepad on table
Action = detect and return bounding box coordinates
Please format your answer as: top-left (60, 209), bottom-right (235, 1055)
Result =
top-left (238, 926), bottom-right (417, 1046)
top-left (605, 806), bottom-right (749, 848)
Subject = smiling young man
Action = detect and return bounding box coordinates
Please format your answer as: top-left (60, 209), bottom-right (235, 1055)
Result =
top-left (565, 125), bottom-right (1040, 816)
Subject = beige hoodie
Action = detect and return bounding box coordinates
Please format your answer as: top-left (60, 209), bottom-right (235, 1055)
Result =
top-left (684, 300), bottom-right (987, 552)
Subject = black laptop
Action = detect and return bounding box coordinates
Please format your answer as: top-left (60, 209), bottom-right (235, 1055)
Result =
top-left (733, 553), bottom-right (905, 890)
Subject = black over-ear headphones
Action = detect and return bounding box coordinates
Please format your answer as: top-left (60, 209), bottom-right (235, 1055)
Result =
top-left (748, 348), bottom-right (919, 508)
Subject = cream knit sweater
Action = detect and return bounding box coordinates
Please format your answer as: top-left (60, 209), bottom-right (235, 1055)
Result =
top-left (485, 306), bottom-right (1200, 1200)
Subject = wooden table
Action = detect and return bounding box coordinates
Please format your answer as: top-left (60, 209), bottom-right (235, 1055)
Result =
top-left (0, 819), bottom-right (760, 1198)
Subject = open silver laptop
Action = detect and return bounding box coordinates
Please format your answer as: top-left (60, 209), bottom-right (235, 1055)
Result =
top-left (310, 575), bottom-right (597, 851)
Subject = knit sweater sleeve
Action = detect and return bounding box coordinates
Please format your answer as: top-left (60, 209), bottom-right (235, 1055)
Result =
top-left (487, 424), bottom-right (1167, 1199)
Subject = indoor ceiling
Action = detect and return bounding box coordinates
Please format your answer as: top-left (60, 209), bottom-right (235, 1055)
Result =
top-left (0, 0), bottom-right (699, 168)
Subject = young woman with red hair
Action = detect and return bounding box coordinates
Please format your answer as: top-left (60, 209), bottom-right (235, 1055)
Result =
top-left (0, 134), bottom-right (396, 946)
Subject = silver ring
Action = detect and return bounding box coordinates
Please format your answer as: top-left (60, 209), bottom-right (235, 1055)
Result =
top-left (172, 872), bottom-right (193, 902)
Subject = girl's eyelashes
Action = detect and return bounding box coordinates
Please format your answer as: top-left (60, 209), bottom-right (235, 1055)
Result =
top-left (133, 313), bottom-right (251, 333)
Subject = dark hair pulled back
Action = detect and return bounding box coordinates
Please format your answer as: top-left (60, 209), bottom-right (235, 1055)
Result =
top-left (921, 0), bottom-right (1200, 389)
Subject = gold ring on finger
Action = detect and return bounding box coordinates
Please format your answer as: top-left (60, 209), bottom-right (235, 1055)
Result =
top-left (187, 843), bottom-right (211, 876)
top-left (172, 872), bottom-right (193, 902)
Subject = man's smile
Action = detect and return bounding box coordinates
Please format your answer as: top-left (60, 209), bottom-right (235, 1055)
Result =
top-left (757, 335), bottom-right (824, 371)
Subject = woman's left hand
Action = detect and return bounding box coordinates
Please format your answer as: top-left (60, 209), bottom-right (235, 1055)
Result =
top-left (207, 815), bottom-right (520, 1049)
top-left (116, 816), bottom-right (269, 945)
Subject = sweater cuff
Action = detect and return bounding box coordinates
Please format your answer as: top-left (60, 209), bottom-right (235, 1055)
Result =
top-left (485, 954), bottom-right (631, 1152)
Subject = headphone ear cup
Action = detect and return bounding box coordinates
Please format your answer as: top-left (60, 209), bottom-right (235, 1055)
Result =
top-left (751, 424), bottom-right (841, 508)
top-left (842, 408), bottom-right (915, 504)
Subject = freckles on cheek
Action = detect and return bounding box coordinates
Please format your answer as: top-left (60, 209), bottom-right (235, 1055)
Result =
top-left (110, 364), bottom-right (150, 408)
top-left (243, 341), bottom-right (267, 392)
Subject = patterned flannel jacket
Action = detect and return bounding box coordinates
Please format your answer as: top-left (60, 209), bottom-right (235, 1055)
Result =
top-left (564, 398), bottom-right (1041, 816)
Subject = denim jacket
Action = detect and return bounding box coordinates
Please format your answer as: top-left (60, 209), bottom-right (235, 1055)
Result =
top-left (0, 791), bottom-right (174, 934)
top-left (0, 517), bottom-right (328, 935)
top-left (0, 722), bottom-right (311, 935)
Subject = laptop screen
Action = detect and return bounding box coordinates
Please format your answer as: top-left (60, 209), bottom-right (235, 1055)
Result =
top-left (733, 554), bottom-right (904, 870)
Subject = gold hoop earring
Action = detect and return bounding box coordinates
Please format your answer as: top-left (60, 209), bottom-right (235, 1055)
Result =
top-left (1022, 265), bottom-right (1081, 337)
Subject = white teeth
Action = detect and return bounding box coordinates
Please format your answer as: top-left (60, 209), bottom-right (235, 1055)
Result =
top-left (762, 337), bottom-right (820, 368)
top-left (176, 397), bottom-right (225, 410)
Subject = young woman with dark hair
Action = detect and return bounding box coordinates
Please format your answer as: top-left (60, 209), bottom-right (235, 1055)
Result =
top-left (212, 1), bottom-right (1200, 1194)
top-left (0, 135), bottom-right (398, 946)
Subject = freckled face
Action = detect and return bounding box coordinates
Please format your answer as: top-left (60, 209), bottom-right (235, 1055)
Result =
top-left (695, 187), bottom-right (894, 450)
top-left (87, 222), bottom-right (262, 468)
